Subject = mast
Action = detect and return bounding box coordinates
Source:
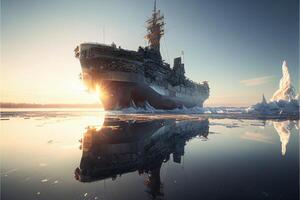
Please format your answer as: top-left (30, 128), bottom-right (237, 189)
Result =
top-left (145, 0), bottom-right (165, 52)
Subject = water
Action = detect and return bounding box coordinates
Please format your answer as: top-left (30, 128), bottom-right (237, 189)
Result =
top-left (0, 109), bottom-right (299, 200)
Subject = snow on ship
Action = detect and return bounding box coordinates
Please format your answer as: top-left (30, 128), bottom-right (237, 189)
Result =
top-left (74, 1), bottom-right (209, 110)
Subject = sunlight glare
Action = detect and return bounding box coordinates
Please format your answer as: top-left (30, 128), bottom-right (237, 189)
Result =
top-left (67, 80), bottom-right (102, 104)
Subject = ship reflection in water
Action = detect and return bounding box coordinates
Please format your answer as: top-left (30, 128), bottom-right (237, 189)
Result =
top-left (0, 111), bottom-right (299, 200)
top-left (75, 117), bottom-right (209, 198)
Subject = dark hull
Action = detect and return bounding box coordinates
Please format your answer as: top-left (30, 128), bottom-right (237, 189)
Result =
top-left (100, 80), bottom-right (204, 110)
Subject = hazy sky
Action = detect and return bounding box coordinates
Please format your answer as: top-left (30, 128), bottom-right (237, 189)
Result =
top-left (1, 0), bottom-right (299, 106)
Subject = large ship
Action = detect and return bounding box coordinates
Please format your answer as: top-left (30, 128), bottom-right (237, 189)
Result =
top-left (74, 1), bottom-right (209, 110)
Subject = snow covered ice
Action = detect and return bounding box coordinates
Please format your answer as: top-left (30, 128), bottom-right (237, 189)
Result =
top-left (271, 61), bottom-right (297, 101)
top-left (247, 61), bottom-right (299, 117)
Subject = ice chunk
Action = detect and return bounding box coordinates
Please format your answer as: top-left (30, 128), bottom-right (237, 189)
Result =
top-left (271, 61), bottom-right (296, 101)
top-left (247, 61), bottom-right (299, 116)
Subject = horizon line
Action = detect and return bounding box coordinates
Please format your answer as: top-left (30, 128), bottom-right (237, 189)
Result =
top-left (0, 102), bottom-right (101, 108)
top-left (0, 102), bottom-right (247, 108)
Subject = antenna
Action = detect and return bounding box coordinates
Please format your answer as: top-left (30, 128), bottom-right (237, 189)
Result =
top-left (145, 0), bottom-right (164, 52)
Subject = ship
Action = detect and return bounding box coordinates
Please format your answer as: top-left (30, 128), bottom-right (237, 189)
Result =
top-left (74, 1), bottom-right (209, 110)
top-left (74, 116), bottom-right (209, 198)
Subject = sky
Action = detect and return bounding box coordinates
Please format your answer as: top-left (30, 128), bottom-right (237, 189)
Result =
top-left (1, 0), bottom-right (299, 106)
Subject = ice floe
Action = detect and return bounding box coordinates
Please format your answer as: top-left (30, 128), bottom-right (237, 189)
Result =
top-left (246, 61), bottom-right (299, 117)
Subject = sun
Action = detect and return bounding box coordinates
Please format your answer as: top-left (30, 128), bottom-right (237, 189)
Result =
top-left (67, 79), bottom-right (103, 104)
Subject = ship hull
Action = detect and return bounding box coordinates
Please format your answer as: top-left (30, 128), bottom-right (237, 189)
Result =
top-left (83, 72), bottom-right (206, 110)
top-left (97, 78), bottom-right (205, 110)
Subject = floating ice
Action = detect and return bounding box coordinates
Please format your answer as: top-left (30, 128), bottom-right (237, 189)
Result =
top-left (247, 61), bottom-right (299, 116)
top-left (118, 105), bottom-right (244, 115)
top-left (271, 61), bottom-right (297, 101)
top-left (41, 179), bottom-right (48, 183)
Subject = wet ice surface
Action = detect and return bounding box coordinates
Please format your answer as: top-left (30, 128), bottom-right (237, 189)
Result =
top-left (0, 109), bottom-right (299, 200)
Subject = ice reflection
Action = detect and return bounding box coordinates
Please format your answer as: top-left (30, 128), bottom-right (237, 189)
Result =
top-left (273, 120), bottom-right (298, 156)
top-left (75, 116), bottom-right (209, 198)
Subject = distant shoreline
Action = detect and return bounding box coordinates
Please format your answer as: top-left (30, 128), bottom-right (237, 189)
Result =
top-left (0, 102), bottom-right (101, 109)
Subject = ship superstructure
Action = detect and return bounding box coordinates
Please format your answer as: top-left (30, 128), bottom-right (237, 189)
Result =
top-left (74, 1), bottom-right (209, 110)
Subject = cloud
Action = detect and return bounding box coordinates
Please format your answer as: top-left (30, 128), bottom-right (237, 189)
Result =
top-left (240, 76), bottom-right (273, 86)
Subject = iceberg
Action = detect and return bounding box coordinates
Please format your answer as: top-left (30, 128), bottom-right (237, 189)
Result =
top-left (271, 61), bottom-right (297, 101)
top-left (247, 61), bottom-right (299, 117)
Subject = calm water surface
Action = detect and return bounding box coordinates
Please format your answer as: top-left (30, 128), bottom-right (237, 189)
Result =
top-left (0, 110), bottom-right (299, 200)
